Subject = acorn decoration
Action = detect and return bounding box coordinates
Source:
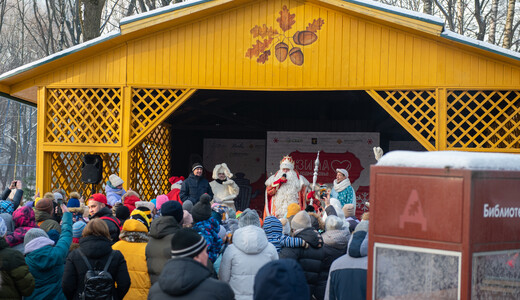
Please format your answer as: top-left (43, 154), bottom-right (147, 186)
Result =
top-left (275, 42), bottom-right (289, 62)
top-left (246, 6), bottom-right (324, 66)
top-left (292, 31), bottom-right (318, 46)
top-left (289, 47), bottom-right (304, 66)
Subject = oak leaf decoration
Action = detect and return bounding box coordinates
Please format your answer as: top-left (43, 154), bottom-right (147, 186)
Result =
top-left (257, 50), bottom-right (271, 64)
top-left (276, 5), bottom-right (296, 32)
top-left (251, 25), bottom-right (279, 38)
top-left (306, 18), bottom-right (325, 33)
top-left (246, 38), bottom-right (274, 58)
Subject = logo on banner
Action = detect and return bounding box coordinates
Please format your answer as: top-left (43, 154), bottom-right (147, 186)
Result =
top-left (399, 189), bottom-right (427, 231)
top-left (289, 151), bottom-right (363, 184)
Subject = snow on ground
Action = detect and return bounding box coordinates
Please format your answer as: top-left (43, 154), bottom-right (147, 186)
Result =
top-left (376, 150), bottom-right (520, 171)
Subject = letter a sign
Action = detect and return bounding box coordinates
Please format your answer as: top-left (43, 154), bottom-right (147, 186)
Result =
top-left (399, 189), bottom-right (427, 231)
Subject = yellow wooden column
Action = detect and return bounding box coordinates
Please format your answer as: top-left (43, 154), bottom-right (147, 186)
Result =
top-left (437, 88), bottom-right (447, 150)
top-left (119, 86), bottom-right (132, 189)
top-left (36, 87), bottom-right (51, 194)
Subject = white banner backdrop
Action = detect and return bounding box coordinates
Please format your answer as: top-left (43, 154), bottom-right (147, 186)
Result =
top-left (266, 131), bottom-right (379, 188)
top-left (203, 139), bottom-right (266, 183)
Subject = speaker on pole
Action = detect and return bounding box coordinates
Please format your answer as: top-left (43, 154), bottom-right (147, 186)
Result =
top-left (81, 155), bottom-right (103, 184)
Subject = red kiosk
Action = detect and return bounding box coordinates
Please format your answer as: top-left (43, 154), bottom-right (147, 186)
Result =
top-left (368, 151), bottom-right (520, 299)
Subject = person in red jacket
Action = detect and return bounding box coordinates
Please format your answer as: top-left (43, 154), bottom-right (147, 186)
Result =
top-left (167, 176), bottom-right (184, 204)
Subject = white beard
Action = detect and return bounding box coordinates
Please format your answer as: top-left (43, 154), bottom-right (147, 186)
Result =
top-left (268, 170), bottom-right (303, 218)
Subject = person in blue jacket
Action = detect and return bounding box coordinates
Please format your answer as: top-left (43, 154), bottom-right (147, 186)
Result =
top-left (180, 163), bottom-right (213, 205)
top-left (24, 204), bottom-right (72, 300)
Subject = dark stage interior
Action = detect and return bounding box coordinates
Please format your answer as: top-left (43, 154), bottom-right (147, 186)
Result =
top-left (165, 90), bottom-right (423, 176)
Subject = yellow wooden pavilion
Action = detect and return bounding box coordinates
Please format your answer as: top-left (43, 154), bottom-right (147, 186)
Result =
top-left (0, 0), bottom-right (519, 198)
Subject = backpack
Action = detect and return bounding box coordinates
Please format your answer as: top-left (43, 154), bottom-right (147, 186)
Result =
top-left (78, 249), bottom-right (115, 300)
top-left (100, 216), bottom-right (122, 231)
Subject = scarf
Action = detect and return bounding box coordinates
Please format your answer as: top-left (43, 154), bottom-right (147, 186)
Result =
top-left (333, 178), bottom-right (351, 193)
top-left (120, 230), bottom-right (149, 243)
top-left (215, 179), bottom-right (227, 184)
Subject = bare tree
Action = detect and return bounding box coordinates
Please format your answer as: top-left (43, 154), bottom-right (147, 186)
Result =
top-left (503, 0), bottom-right (515, 48)
top-left (487, 0), bottom-right (498, 43)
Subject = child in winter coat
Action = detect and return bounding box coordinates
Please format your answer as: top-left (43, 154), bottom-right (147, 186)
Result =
top-left (263, 216), bottom-right (307, 252)
top-left (5, 206), bottom-right (38, 253)
top-left (191, 194), bottom-right (222, 263)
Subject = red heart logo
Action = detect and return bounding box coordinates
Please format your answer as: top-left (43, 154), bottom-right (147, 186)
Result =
top-left (331, 160), bottom-right (351, 171)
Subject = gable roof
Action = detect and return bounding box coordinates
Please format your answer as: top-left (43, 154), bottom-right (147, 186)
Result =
top-left (1, 0), bottom-right (519, 104)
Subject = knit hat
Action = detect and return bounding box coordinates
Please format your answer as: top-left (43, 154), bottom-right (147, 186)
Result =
top-left (53, 192), bottom-right (64, 203)
top-left (254, 259), bottom-right (310, 300)
top-left (239, 208), bottom-right (261, 228)
top-left (291, 211), bottom-right (312, 231)
top-left (161, 200), bottom-right (183, 223)
top-left (0, 213), bottom-right (14, 235)
top-left (286, 203), bottom-right (301, 219)
top-left (123, 218), bottom-right (148, 233)
top-left (67, 197), bottom-right (81, 208)
top-left (35, 198), bottom-right (53, 215)
top-left (73, 221), bottom-right (87, 238)
top-left (191, 194), bottom-right (212, 223)
top-left (156, 195), bottom-right (169, 210)
top-left (136, 206), bottom-right (153, 221)
top-left (136, 201), bottom-right (155, 212)
top-left (182, 200), bottom-right (193, 213)
top-left (23, 228), bottom-right (50, 251)
top-left (354, 219), bottom-right (369, 233)
top-left (191, 163), bottom-right (203, 172)
top-left (130, 209), bottom-right (151, 230)
top-left (47, 229), bottom-right (60, 244)
top-left (170, 228), bottom-right (207, 258)
top-left (181, 210), bottom-right (193, 226)
top-left (227, 208), bottom-right (236, 219)
top-left (109, 174), bottom-right (124, 187)
top-left (115, 205), bottom-right (130, 221)
top-left (342, 204), bottom-right (355, 217)
top-left (0, 218), bottom-right (6, 237)
top-left (89, 193), bottom-right (108, 206)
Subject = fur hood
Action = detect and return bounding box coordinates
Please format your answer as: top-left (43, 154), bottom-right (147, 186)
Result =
top-left (212, 163), bottom-right (233, 180)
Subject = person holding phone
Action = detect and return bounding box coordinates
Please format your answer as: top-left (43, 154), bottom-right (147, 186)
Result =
top-left (0, 180), bottom-right (24, 214)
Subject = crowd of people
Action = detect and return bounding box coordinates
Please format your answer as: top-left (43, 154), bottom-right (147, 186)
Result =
top-left (0, 156), bottom-right (369, 300)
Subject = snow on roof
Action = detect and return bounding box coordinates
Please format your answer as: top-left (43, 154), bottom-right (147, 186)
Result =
top-left (441, 29), bottom-right (520, 61)
top-left (343, 0), bottom-right (444, 26)
top-left (0, 31), bottom-right (121, 81)
top-left (376, 150), bottom-right (520, 171)
top-left (120, 0), bottom-right (213, 25)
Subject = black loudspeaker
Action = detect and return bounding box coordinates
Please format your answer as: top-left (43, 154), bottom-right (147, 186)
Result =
top-left (81, 155), bottom-right (103, 184)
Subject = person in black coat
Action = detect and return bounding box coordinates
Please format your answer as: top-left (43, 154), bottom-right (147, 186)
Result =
top-left (279, 211), bottom-right (328, 300)
top-left (88, 193), bottom-right (121, 243)
top-left (62, 218), bottom-right (130, 300)
top-left (179, 163), bottom-right (214, 205)
top-left (148, 228), bottom-right (234, 300)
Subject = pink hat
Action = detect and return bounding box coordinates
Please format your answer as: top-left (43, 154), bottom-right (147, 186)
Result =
top-left (181, 210), bottom-right (193, 226)
top-left (156, 195), bottom-right (169, 210)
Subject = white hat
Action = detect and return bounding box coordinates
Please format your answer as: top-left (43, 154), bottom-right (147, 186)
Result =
top-left (109, 174), bottom-right (124, 187)
top-left (212, 163), bottom-right (233, 180)
top-left (336, 169), bottom-right (349, 178)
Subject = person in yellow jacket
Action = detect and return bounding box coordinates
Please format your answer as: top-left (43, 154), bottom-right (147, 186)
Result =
top-left (112, 217), bottom-right (150, 299)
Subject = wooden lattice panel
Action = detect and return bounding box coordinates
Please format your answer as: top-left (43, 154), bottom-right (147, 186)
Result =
top-left (130, 88), bottom-right (192, 144)
top-left (50, 152), bottom-right (120, 198)
top-left (129, 124), bottom-right (172, 201)
top-left (371, 90), bottom-right (437, 150)
top-left (447, 90), bottom-right (520, 149)
top-left (46, 88), bottom-right (121, 144)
